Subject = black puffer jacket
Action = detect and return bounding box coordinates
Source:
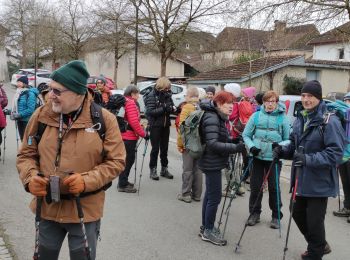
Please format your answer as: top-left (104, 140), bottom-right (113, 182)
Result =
top-left (144, 88), bottom-right (174, 128)
top-left (198, 101), bottom-right (240, 172)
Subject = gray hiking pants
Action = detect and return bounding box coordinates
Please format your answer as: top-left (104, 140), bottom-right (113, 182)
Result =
top-left (38, 219), bottom-right (101, 260)
top-left (181, 151), bottom-right (203, 199)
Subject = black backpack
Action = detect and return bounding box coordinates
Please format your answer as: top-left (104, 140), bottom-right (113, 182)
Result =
top-left (106, 94), bottom-right (129, 132)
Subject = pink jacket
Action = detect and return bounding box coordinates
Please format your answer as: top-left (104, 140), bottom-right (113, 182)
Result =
top-left (0, 86), bottom-right (8, 128)
top-left (121, 96), bottom-right (146, 140)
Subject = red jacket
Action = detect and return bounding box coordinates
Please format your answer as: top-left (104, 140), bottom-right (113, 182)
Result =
top-left (0, 86), bottom-right (8, 128)
top-left (121, 96), bottom-right (146, 140)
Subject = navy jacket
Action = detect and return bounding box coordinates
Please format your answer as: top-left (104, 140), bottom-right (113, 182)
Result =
top-left (198, 101), bottom-right (240, 172)
top-left (282, 101), bottom-right (346, 197)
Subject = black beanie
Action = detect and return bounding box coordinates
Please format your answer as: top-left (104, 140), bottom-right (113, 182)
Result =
top-left (301, 80), bottom-right (322, 100)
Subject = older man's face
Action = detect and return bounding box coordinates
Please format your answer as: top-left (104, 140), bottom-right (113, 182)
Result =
top-left (301, 93), bottom-right (320, 111)
top-left (49, 80), bottom-right (83, 114)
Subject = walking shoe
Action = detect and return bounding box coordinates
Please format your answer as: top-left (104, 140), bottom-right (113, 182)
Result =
top-left (201, 228), bottom-right (227, 246)
top-left (333, 207), bottom-right (350, 217)
top-left (247, 213), bottom-right (260, 226)
top-left (198, 226), bottom-right (220, 237)
top-left (150, 167), bottom-right (159, 180)
top-left (301, 242), bottom-right (331, 258)
top-left (177, 194), bottom-right (192, 203)
top-left (192, 196), bottom-right (201, 202)
top-left (127, 182), bottom-right (134, 187)
top-left (117, 184), bottom-right (137, 193)
top-left (270, 218), bottom-right (280, 229)
top-left (160, 167), bottom-right (173, 179)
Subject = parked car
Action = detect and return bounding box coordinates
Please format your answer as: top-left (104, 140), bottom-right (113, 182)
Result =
top-left (11, 69), bottom-right (51, 88)
top-left (111, 82), bottom-right (187, 114)
top-left (87, 76), bottom-right (116, 90)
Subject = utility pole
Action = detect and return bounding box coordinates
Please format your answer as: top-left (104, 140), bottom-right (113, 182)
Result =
top-left (133, 0), bottom-right (141, 85)
top-left (33, 24), bottom-right (38, 87)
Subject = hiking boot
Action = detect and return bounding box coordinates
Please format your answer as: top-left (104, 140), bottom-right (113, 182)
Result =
top-left (160, 166), bottom-right (173, 179)
top-left (117, 184), bottom-right (137, 193)
top-left (201, 228), bottom-right (227, 246)
top-left (177, 194), bottom-right (192, 203)
top-left (150, 168), bottom-right (159, 180)
top-left (333, 207), bottom-right (350, 217)
top-left (247, 213), bottom-right (260, 226)
top-left (270, 218), bottom-right (280, 229)
top-left (192, 196), bottom-right (201, 202)
top-left (348, 216), bottom-right (350, 223)
top-left (301, 242), bottom-right (331, 258)
top-left (127, 182), bottom-right (134, 187)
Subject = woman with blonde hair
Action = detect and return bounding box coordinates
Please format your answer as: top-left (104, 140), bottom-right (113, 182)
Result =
top-left (177, 86), bottom-right (202, 203)
top-left (144, 76), bottom-right (176, 180)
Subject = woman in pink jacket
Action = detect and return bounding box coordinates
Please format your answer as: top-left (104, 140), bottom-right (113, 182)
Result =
top-left (0, 84), bottom-right (8, 155)
top-left (118, 85), bottom-right (149, 193)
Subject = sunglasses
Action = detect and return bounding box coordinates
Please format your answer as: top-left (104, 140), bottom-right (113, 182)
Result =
top-left (48, 87), bottom-right (70, 96)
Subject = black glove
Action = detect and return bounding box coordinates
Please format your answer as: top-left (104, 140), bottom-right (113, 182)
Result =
top-left (231, 137), bottom-right (243, 144)
top-left (235, 142), bottom-right (246, 153)
top-left (272, 142), bottom-right (282, 159)
top-left (144, 132), bottom-right (150, 140)
top-left (2, 108), bottom-right (10, 115)
top-left (164, 104), bottom-right (173, 113)
top-left (250, 146), bottom-right (261, 156)
top-left (293, 152), bottom-right (306, 167)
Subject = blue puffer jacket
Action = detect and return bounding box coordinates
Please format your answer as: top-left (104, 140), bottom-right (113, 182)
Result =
top-left (243, 102), bottom-right (290, 161)
top-left (282, 101), bottom-right (346, 197)
top-left (18, 87), bottom-right (39, 122)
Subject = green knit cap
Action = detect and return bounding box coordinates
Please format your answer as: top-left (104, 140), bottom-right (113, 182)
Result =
top-left (50, 60), bottom-right (90, 95)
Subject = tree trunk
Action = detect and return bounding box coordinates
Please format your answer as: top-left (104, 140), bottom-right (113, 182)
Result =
top-left (160, 52), bottom-right (167, 76)
top-left (114, 47), bottom-right (119, 88)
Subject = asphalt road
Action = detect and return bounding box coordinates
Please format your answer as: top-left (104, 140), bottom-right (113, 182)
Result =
top-left (0, 83), bottom-right (349, 260)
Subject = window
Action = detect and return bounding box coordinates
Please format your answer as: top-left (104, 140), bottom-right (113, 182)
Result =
top-left (306, 70), bottom-right (320, 81)
top-left (140, 87), bottom-right (152, 95)
top-left (185, 43), bottom-right (190, 49)
top-left (171, 85), bottom-right (183, 94)
top-left (338, 48), bottom-right (345, 60)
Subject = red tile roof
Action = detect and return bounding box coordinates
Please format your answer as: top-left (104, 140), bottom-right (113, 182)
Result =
top-left (308, 22), bottom-right (350, 45)
top-left (190, 55), bottom-right (301, 81)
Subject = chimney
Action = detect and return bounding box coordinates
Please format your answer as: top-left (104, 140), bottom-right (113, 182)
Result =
top-left (274, 20), bottom-right (287, 33)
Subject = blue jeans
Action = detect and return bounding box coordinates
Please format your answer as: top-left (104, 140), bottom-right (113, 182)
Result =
top-left (202, 170), bottom-right (222, 230)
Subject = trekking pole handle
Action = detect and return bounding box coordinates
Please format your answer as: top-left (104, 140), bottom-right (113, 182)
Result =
top-left (297, 146), bottom-right (304, 155)
top-left (75, 196), bottom-right (84, 219)
top-left (35, 173), bottom-right (45, 222)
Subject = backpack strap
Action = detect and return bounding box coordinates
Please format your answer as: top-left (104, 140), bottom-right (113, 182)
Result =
top-left (90, 101), bottom-right (106, 141)
top-left (34, 122), bottom-right (47, 145)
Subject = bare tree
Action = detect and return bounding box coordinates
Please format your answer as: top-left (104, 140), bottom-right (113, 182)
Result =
top-left (94, 0), bottom-right (134, 83)
top-left (2, 0), bottom-right (40, 67)
top-left (138, 0), bottom-right (229, 76)
top-left (59, 0), bottom-right (97, 59)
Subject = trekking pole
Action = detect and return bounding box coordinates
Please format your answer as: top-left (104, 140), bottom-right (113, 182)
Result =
top-left (75, 196), bottom-right (91, 260)
top-left (275, 161), bottom-right (282, 238)
top-left (2, 126), bottom-right (6, 164)
top-left (217, 154), bottom-right (235, 232)
top-left (282, 146), bottom-right (304, 260)
top-left (137, 139), bottom-right (149, 196)
top-left (222, 156), bottom-right (253, 239)
top-left (235, 158), bottom-right (276, 253)
top-left (337, 167), bottom-right (341, 211)
top-left (33, 173), bottom-right (44, 260)
top-left (133, 139), bottom-right (143, 185)
top-left (15, 120), bottom-right (19, 150)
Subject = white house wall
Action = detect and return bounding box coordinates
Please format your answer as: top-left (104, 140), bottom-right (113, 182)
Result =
top-left (84, 50), bottom-right (184, 89)
top-left (313, 43), bottom-right (350, 61)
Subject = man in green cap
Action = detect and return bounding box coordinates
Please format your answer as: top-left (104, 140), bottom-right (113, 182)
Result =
top-left (17, 60), bottom-right (126, 260)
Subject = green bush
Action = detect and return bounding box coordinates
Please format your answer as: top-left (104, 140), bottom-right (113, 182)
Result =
top-left (283, 75), bottom-right (306, 95)
top-left (234, 52), bottom-right (262, 64)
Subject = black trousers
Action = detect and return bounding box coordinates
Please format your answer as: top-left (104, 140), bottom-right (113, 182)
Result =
top-left (0, 127), bottom-right (3, 146)
top-left (149, 126), bottom-right (170, 169)
top-left (118, 140), bottom-right (137, 188)
top-left (339, 161), bottom-right (350, 209)
top-left (17, 120), bottom-right (27, 141)
top-left (293, 196), bottom-right (328, 260)
top-left (249, 158), bottom-right (283, 219)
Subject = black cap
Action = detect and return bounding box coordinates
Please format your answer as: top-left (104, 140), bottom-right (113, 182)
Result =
top-left (301, 80), bottom-right (322, 100)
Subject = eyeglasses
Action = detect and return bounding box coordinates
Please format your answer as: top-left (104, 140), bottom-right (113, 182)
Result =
top-left (264, 100), bottom-right (277, 104)
top-left (48, 87), bottom-right (70, 96)
top-left (96, 81), bottom-right (104, 84)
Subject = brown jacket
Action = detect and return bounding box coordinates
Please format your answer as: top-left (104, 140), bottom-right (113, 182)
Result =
top-left (17, 93), bottom-right (126, 223)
